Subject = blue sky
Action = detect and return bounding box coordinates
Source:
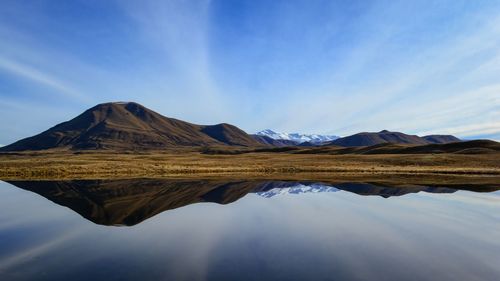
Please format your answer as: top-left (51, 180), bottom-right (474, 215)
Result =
top-left (1, 0), bottom-right (499, 145)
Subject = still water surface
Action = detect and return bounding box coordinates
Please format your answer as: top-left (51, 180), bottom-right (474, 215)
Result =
top-left (0, 180), bottom-right (499, 281)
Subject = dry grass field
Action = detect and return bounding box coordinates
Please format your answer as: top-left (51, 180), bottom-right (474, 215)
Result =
top-left (1, 148), bottom-right (499, 184)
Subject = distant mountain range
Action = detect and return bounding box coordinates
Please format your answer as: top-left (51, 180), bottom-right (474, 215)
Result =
top-left (326, 130), bottom-right (461, 147)
top-left (0, 101), bottom-right (482, 152)
top-left (254, 129), bottom-right (339, 145)
top-left (254, 129), bottom-right (461, 147)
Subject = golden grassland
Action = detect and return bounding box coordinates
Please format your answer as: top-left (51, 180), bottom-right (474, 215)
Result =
top-left (0, 148), bottom-right (499, 184)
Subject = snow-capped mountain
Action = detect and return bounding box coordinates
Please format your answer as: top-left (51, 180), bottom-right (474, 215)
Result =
top-left (256, 183), bottom-right (339, 198)
top-left (256, 129), bottom-right (339, 144)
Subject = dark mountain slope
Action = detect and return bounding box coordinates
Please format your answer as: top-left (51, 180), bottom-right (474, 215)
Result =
top-left (328, 130), bottom-right (455, 147)
top-left (1, 102), bottom-right (261, 151)
top-left (291, 139), bottom-right (500, 155)
top-left (251, 134), bottom-right (298, 146)
top-left (380, 139), bottom-right (500, 154)
top-left (422, 135), bottom-right (461, 144)
top-left (345, 140), bottom-right (499, 155)
top-left (201, 123), bottom-right (260, 146)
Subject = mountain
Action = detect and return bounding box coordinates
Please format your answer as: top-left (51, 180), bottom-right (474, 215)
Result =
top-left (256, 129), bottom-right (339, 144)
top-left (327, 130), bottom-right (460, 147)
top-left (200, 123), bottom-right (260, 146)
top-left (250, 134), bottom-right (298, 146)
top-left (422, 135), bottom-right (461, 144)
top-left (0, 102), bottom-right (262, 151)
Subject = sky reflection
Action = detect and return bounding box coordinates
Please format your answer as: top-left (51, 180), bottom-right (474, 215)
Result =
top-left (0, 180), bottom-right (499, 281)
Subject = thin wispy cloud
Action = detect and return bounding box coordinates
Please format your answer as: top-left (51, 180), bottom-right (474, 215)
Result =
top-left (0, 0), bottom-right (499, 144)
top-left (116, 0), bottom-right (234, 123)
top-left (0, 57), bottom-right (87, 101)
top-left (253, 4), bottom-right (500, 140)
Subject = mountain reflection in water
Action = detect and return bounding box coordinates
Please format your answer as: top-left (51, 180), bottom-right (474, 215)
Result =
top-left (7, 179), bottom-right (498, 226)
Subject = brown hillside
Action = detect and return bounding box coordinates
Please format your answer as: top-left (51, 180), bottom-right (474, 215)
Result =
top-left (329, 130), bottom-right (446, 147)
top-left (0, 102), bottom-right (261, 151)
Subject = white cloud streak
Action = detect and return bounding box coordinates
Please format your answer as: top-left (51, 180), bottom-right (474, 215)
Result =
top-left (0, 0), bottom-right (499, 142)
top-left (0, 57), bottom-right (88, 101)
top-left (115, 0), bottom-right (235, 124)
top-left (257, 11), bottom-right (500, 139)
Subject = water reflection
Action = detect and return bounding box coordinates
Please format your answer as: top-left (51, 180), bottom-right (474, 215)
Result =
top-left (0, 180), bottom-right (499, 281)
top-left (6, 179), bottom-right (498, 226)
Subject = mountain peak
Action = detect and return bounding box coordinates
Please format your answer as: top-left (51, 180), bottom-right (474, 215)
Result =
top-left (111, 101), bottom-right (132, 105)
top-left (258, 129), bottom-right (278, 135)
top-left (256, 129), bottom-right (339, 144)
top-left (1, 102), bottom-right (261, 151)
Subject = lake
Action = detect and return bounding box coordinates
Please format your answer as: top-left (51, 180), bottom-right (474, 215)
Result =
top-left (0, 179), bottom-right (499, 281)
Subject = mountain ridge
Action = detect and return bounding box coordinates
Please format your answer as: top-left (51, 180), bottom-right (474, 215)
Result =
top-left (0, 102), bottom-right (470, 151)
top-left (326, 130), bottom-right (461, 147)
top-left (0, 102), bottom-right (262, 151)
top-left (255, 129), bottom-right (339, 144)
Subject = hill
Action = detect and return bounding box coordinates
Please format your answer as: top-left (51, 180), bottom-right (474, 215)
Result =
top-left (292, 139), bottom-right (500, 155)
top-left (328, 130), bottom-right (460, 147)
top-left (204, 139), bottom-right (500, 156)
top-left (422, 135), bottom-right (461, 144)
top-left (0, 102), bottom-right (262, 151)
top-left (369, 139), bottom-right (500, 155)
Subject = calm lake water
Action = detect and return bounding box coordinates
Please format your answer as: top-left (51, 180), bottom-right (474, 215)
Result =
top-left (0, 179), bottom-right (499, 281)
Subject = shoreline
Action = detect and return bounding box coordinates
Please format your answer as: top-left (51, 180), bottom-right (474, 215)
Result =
top-left (1, 150), bottom-right (499, 184)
